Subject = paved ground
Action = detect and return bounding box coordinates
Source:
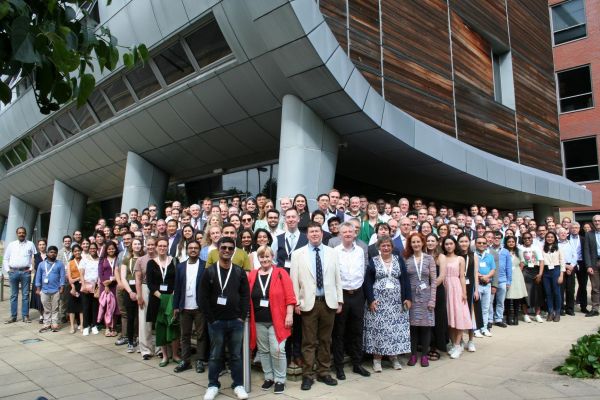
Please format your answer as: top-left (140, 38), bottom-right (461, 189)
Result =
top-left (0, 297), bottom-right (599, 400)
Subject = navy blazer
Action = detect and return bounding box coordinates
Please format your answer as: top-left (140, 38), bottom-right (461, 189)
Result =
top-left (168, 232), bottom-right (182, 257)
top-left (364, 255), bottom-right (412, 304)
top-left (173, 260), bottom-right (204, 311)
top-left (276, 232), bottom-right (308, 268)
top-left (392, 235), bottom-right (405, 254)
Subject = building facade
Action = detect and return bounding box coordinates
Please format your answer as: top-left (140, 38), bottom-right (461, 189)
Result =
top-left (549, 0), bottom-right (600, 223)
top-left (0, 0), bottom-right (590, 245)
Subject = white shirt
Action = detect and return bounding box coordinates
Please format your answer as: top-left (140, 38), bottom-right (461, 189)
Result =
top-left (184, 261), bottom-right (200, 310)
top-left (2, 240), bottom-right (36, 273)
top-left (335, 243), bottom-right (365, 290)
top-left (378, 213), bottom-right (391, 223)
top-left (81, 257), bottom-right (99, 282)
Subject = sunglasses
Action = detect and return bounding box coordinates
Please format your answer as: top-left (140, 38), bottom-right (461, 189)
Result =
top-left (220, 246), bottom-right (235, 251)
top-left (242, 218), bottom-right (252, 222)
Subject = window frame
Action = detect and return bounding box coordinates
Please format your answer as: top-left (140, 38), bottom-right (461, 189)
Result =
top-left (562, 136), bottom-right (600, 183)
top-left (550, 0), bottom-right (588, 47)
top-left (556, 64), bottom-right (594, 114)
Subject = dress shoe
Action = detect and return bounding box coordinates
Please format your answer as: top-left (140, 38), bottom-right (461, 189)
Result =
top-left (553, 314), bottom-right (561, 322)
top-left (585, 310), bottom-right (600, 317)
top-left (353, 365), bottom-right (370, 377)
top-left (335, 367), bottom-right (346, 380)
top-left (300, 377), bottom-right (313, 391)
top-left (294, 357), bottom-right (304, 368)
top-left (407, 355), bottom-right (417, 366)
top-left (174, 361), bottom-right (191, 373)
top-left (494, 322), bottom-right (507, 328)
top-left (546, 313), bottom-right (554, 322)
top-left (566, 310), bottom-right (575, 316)
top-left (560, 310), bottom-right (566, 316)
top-left (4, 317), bottom-right (16, 324)
top-left (316, 375), bottom-right (338, 386)
top-left (196, 360), bottom-right (205, 373)
top-left (580, 307), bottom-right (590, 314)
top-left (261, 380), bottom-right (274, 390)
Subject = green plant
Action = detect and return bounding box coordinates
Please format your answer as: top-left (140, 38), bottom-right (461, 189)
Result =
top-left (554, 329), bottom-right (600, 378)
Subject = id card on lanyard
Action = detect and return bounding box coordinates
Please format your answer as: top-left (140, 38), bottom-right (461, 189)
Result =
top-left (465, 255), bottom-right (470, 285)
top-left (258, 270), bottom-right (272, 307)
top-left (414, 255), bottom-right (427, 290)
top-left (159, 260), bottom-right (169, 292)
top-left (217, 262), bottom-right (232, 305)
top-left (43, 261), bottom-right (56, 284)
top-left (128, 258), bottom-right (136, 286)
top-left (108, 258), bottom-right (115, 281)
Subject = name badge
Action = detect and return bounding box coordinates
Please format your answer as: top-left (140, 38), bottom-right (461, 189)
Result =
top-left (465, 278), bottom-right (470, 285)
top-left (109, 275), bottom-right (114, 281)
top-left (43, 278), bottom-right (49, 284)
top-left (548, 265), bottom-right (554, 270)
top-left (385, 280), bottom-right (394, 289)
top-left (217, 296), bottom-right (227, 305)
top-left (128, 280), bottom-right (135, 285)
top-left (419, 282), bottom-right (427, 290)
top-left (527, 262), bottom-right (534, 268)
top-left (159, 284), bottom-right (168, 291)
top-left (260, 299), bottom-right (269, 307)
top-left (284, 260), bottom-right (291, 269)
top-left (480, 262), bottom-right (486, 268)
top-left (186, 291), bottom-right (194, 297)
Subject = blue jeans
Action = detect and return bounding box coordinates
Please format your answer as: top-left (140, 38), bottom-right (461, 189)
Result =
top-left (543, 267), bottom-right (562, 315)
top-left (493, 282), bottom-right (507, 323)
top-left (9, 270), bottom-right (31, 318)
top-left (207, 319), bottom-right (244, 388)
top-left (478, 284), bottom-right (491, 331)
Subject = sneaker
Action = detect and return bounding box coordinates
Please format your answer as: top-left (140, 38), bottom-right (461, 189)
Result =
top-left (233, 386), bottom-right (248, 400)
top-left (534, 314), bottom-right (544, 323)
top-left (273, 382), bottom-right (285, 394)
top-left (373, 358), bottom-right (382, 372)
top-left (466, 340), bottom-right (476, 352)
top-left (204, 386), bottom-right (219, 400)
top-left (261, 380), bottom-right (274, 390)
top-left (115, 337), bottom-right (128, 346)
top-left (449, 346), bottom-right (461, 359)
top-left (91, 326), bottom-right (99, 335)
top-left (524, 314), bottom-right (532, 323)
top-left (82, 327), bottom-right (90, 336)
top-left (482, 330), bottom-right (493, 337)
top-left (473, 330), bottom-right (484, 338)
top-left (390, 356), bottom-right (402, 370)
top-left (127, 344), bottom-right (135, 353)
top-left (446, 341), bottom-right (454, 353)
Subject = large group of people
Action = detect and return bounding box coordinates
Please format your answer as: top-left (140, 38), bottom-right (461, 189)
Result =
top-left (3, 190), bottom-right (599, 400)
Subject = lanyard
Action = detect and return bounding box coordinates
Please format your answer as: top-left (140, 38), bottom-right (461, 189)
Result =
top-left (382, 257), bottom-right (393, 279)
top-left (257, 269), bottom-right (272, 299)
top-left (107, 258), bottom-right (115, 274)
top-left (158, 258), bottom-right (170, 283)
top-left (217, 262), bottom-right (233, 294)
top-left (74, 259), bottom-right (80, 270)
top-left (44, 261), bottom-right (56, 277)
top-left (465, 255), bottom-right (469, 277)
top-left (128, 258), bottom-right (135, 277)
top-left (414, 254), bottom-right (424, 282)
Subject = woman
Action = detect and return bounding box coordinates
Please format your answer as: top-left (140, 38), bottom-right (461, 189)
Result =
top-left (249, 229), bottom-right (273, 270)
top-left (293, 194), bottom-right (310, 234)
top-left (67, 245), bottom-right (84, 334)
top-left (364, 236), bottom-right (412, 372)
top-left (200, 225), bottom-right (222, 265)
top-left (311, 210), bottom-right (332, 244)
top-left (426, 234), bottom-right (446, 361)
top-left (358, 203), bottom-right (380, 243)
top-left (246, 197), bottom-right (258, 219)
top-left (80, 242), bottom-right (100, 335)
top-left (419, 221), bottom-right (434, 237)
top-left (237, 228), bottom-right (253, 253)
top-left (31, 239), bottom-right (47, 323)
top-left (146, 238), bottom-right (180, 367)
top-left (175, 224), bottom-right (195, 263)
top-left (541, 232), bottom-right (565, 322)
top-left (121, 238), bottom-right (145, 352)
top-left (229, 214), bottom-right (241, 231)
top-left (80, 238), bottom-right (91, 261)
top-left (582, 222), bottom-right (593, 233)
top-left (194, 231), bottom-right (203, 245)
top-left (457, 234), bottom-right (483, 352)
top-left (503, 236), bottom-right (528, 325)
top-left (98, 241), bottom-right (120, 336)
top-left (253, 199), bottom-right (273, 231)
top-left (440, 236), bottom-right (471, 359)
top-left (248, 245), bottom-right (296, 394)
top-left (405, 233), bottom-right (437, 367)
top-left (437, 224), bottom-right (449, 240)
top-left (519, 233), bottom-right (544, 323)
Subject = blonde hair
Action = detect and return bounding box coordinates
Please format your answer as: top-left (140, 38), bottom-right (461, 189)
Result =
top-left (256, 244), bottom-right (274, 258)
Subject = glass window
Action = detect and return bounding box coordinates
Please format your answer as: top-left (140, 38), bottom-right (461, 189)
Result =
top-left (32, 131), bottom-right (51, 153)
top-left (43, 123), bottom-right (64, 146)
top-left (552, 0), bottom-right (586, 45)
top-left (0, 153), bottom-right (13, 170)
top-left (22, 136), bottom-right (39, 158)
top-left (87, 90), bottom-right (112, 122)
top-left (55, 111), bottom-right (78, 137)
top-left (153, 42), bottom-right (194, 85)
top-left (563, 137), bottom-right (599, 182)
top-left (222, 170), bottom-right (247, 194)
top-left (185, 19), bottom-right (232, 69)
top-left (13, 141), bottom-right (31, 163)
top-left (557, 65), bottom-right (593, 112)
top-left (71, 104), bottom-right (95, 130)
top-left (103, 78), bottom-right (134, 112)
top-left (126, 63), bottom-right (161, 100)
top-left (5, 148), bottom-right (21, 167)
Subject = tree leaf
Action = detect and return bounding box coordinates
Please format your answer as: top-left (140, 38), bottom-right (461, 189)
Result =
top-left (137, 43), bottom-right (149, 62)
top-left (0, 2), bottom-right (11, 20)
top-left (64, 6), bottom-right (76, 21)
top-left (0, 81), bottom-right (12, 104)
top-left (11, 16), bottom-right (40, 63)
top-left (76, 72), bottom-right (94, 106)
top-left (8, 0), bottom-right (26, 11)
top-left (51, 78), bottom-right (71, 103)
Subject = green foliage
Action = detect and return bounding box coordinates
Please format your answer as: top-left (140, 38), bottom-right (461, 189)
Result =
top-left (0, 0), bottom-right (147, 114)
top-left (554, 329), bottom-right (600, 378)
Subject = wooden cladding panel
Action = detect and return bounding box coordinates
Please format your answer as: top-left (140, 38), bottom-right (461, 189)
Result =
top-left (357, 64), bottom-right (382, 94)
top-left (319, 0), bottom-right (348, 51)
top-left (348, 0), bottom-right (381, 85)
top-left (454, 79), bottom-right (518, 162)
top-left (517, 115), bottom-right (562, 174)
top-left (449, 0), bottom-right (509, 49)
top-left (451, 11), bottom-right (494, 97)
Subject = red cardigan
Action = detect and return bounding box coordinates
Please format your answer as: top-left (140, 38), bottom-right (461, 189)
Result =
top-left (248, 266), bottom-right (296, 350)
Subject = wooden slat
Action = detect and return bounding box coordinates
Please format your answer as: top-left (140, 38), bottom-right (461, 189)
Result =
top-left (449, 0), bottom-right (509, 49)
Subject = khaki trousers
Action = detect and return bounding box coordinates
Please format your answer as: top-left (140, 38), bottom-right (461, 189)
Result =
top-left (301, 299), bottom-right (336, 378)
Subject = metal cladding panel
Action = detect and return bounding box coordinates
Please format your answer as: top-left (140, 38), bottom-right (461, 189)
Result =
top-left (191, 77), bottom-right (248, 126)
top-left (151, 0), bottom-right (189, 37)
top-left (167, 90), bottom-right (220, 134)
top-left (200, 128), bottom-right (250, 158)
top-left (219, 63), bottom-right (280, 116)
top-left (147, 101), bottom-right (195, 141)
top-left (112, 119), bottom-right (155, 153)
top-left (128, 110), bottom-right (172, 148)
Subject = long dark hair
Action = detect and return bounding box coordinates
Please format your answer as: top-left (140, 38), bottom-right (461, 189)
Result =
top-left (441, 235), bottom-right (458, 256)
top-left (503, 235), bottom-right (520, 258)
top-left (456, 233), bottom-right (473, 256)
top-left (543, 231), bottom-right (559, 253)
top-left (252, 228), bottom-right (273, 252)
top-left (237, 228), bottom-right (254, 253)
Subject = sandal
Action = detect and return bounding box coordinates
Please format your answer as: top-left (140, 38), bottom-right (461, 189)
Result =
top-left (70, 328), bottom-right (76, 334)
top-left (159, 359), bottom-right (169, 367)
top-left (428, 350), bottom-right (440, 361)
top-left (39, 326), bottom-right (51, 333)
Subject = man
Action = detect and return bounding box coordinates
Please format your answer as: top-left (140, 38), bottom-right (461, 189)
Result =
top-left (135, 237), bottom-right (157, 360)
top-left (114, 231), bottom-right (133, 346)
top-left (327, 216), bottom-right (341, 239)
top-left (206, 224), bottom-right (251, 271)
top-left (219, 205), bottom-right (229, 223)
top-left (129, 208), bottom-right (139, 223)
top-left (291, 222), bottom-right (343, 391)
top-left (391, 206), bottom-right (402, 222)
top-left (173, 241), bottom-right (207, 373)
top-left (562, 216), bottom-right (572, 230)
top-left (376, 199), bottom-right (391, 223)
top-left (316, 194), bottom-right (334, 232)
top-left (407, 211), bottom-right (418, 230)
top-left (266, 209), bottom-right (284, 252)
top-left (535, 225), bottom-right (547, 249)
top-left (470, 204), bottom-right (479, 219)
top-left (439, 206), bottom-right (449, 224)
top-left (345, 196), bottom-right (362, 220)
top-left (201, 198), bottom-right (212, 230)
top-left (583, 214), bottom-right (600, 317)
top-left (256, 193), bottom-right (267, 211)
top-left (569, 222), bottom-right (588, 313)
top-left (488, 231), bottom-right (506, 328)
top-left (3, 227), bottom-right (36, 323)
top-left (479, 206), bottom-right (488, 218)
top-left (228, 206), bottom-right (239, 218)
top-left (57, 235), bottom-right (72, 324)
top-left (167, 219), bottom-right (181, 257)
top-left (155, 219), bottom-right (167, 238)
top-left (398, 198), bottom-right (410, 217)
top-left (189, 204), bottom-right (202, 231)
top-left (412, 198), bottom-right (423, 211)
top-left (34, 246), bottom-right (65, 332)
top-left (231, 196), bottom-right (241, 210)
top-left (200, 237), bottom-right (249, 400)
top-left (278, 197), bottom-right (293, 230)
top-left (359, 195), bottom-right (368, 214)
top-left (474, 236), bottom-right (496, 337)
top-left (394, 217), bottom-right (412, 253)
top-left (328, 189), bottom-right (345, 221)
top-left (388, 218), bottom-right (399, 239)
top-left (558, 227), bottom-right (577, 316)
top-left (332, 223), bottom-right (370, 380)
top-left (329, 218), bottom-right (369, 264)
top-left (72, 230), bottom-right (83, 245)
top-left (148, 204), bottom-right (158, 221)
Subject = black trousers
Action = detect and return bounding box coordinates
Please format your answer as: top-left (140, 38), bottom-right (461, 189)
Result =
top-left (332, 289), bottom-right (365, 368)
top-left (180, 309), bottom-right (207, 362)
top-left (285, 313), bottom-right (303, 360)
top-left (81, 292), bottom-right (98, 328)
top-left (576, 261), bottom-right (588, 309)
top-left (124, 293), bottom-right (138, 345)
top-left (410, 326), bottom-right (431, 356)
top-left (561, 270), bottom-right (576, 313)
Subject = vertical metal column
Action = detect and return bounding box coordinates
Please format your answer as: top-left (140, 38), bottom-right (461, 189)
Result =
top-left (243, 314), bottom-right (251, 392)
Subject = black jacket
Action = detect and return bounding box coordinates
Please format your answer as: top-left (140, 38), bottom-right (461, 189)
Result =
top-left (199, 263), bottom-right (249, 323)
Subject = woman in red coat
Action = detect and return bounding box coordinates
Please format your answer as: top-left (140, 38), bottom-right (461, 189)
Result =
top-left (248, 245), bottom-right (296, 394)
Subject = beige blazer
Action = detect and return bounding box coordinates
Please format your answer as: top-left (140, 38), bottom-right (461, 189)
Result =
top-left (290, 244), bottom-right (343, 311)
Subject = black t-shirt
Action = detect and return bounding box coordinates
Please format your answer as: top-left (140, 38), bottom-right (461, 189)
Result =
top-left (252, 274), bottom-right (272, 323)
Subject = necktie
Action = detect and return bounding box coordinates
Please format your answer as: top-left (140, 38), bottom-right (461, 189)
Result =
top-left (314, 247), bottom-right (323, 290)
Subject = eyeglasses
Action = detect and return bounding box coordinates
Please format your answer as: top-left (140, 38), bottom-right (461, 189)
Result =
top-left (476, 242), bottom-right (487, 245)
top-left (242, 218), bottom-right (252, 222)
top-left (220, 246), bottom-right (235, 251)
top-left (149, 209), bottom-right (156, 212)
